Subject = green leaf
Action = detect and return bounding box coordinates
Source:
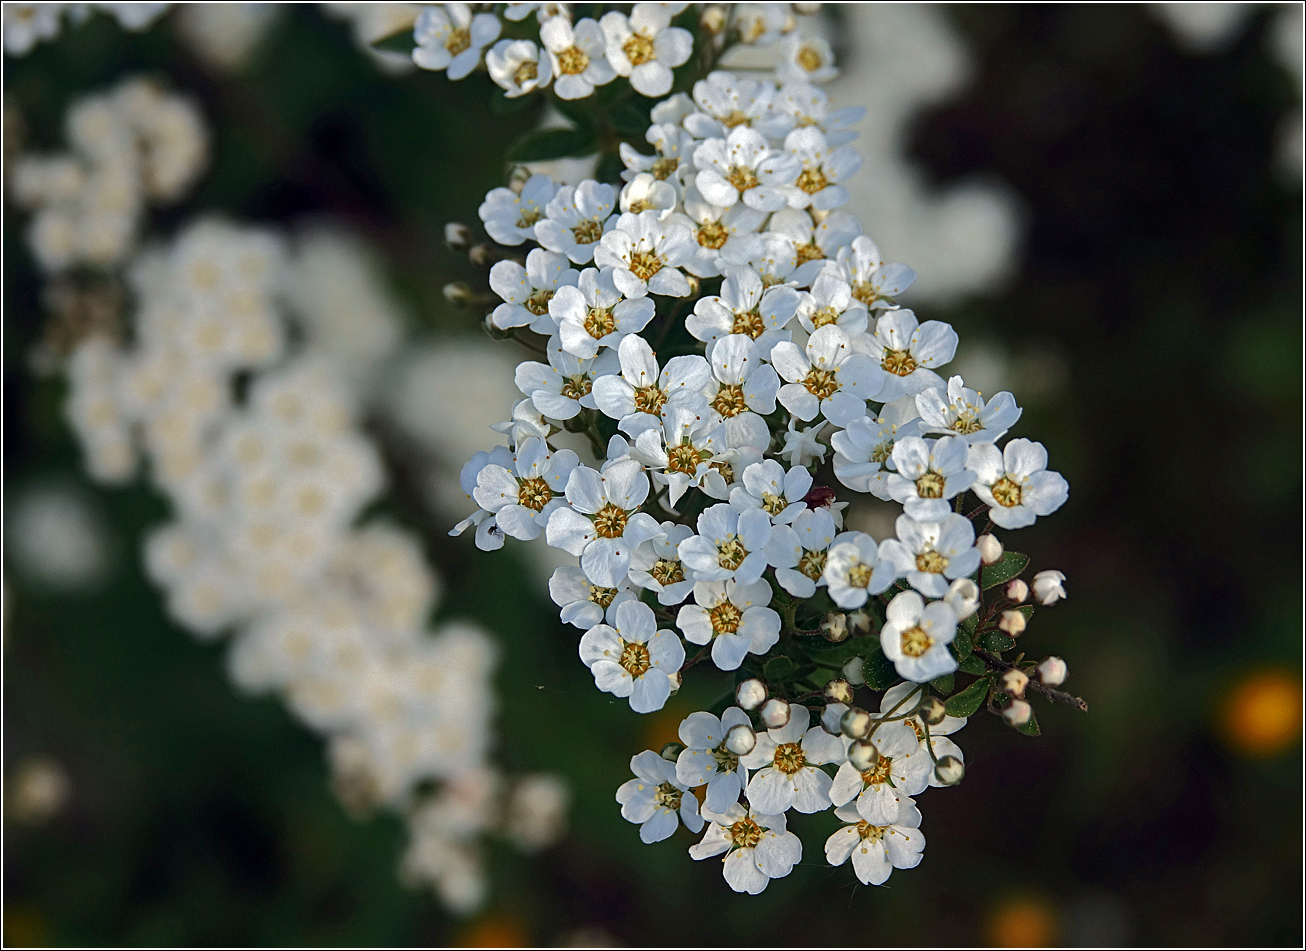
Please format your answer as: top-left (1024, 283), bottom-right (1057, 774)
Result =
top-left (610, 102), bottom-right (653, 138)
top-left (594, 151), bottom-right (626, 185)
top-left (979, 630), bottom-right (1016, 652)
top-left (930, 673), bottom-right (955, 694)
top-left (958, 654), bottom-right (985, 675)
top-left (961, 613), bottom-right (978, 635)
top-left (952, 627), bottom-right (972, 658)
top-left (763, 656), bottom-right (796, 682)
top-left (1014, 710), bottom-right (1041, 736)
top-left (371, 29), bottom-right (416, 55)
top-left (945, 676), bottom-right (991, 718)
top-left (861, 649), bottom-right (898, 691)
top-left (982, 551), bottom-right (1030, 590)
top-left (508, 127), bottom-right (597, 162)
top-left (551, 97), bottom-right (597, 134)
top-left (490, 90), bottom-right (539, 116)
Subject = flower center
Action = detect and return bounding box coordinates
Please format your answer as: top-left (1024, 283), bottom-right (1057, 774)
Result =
top-left (871, 439), bottom-right (893, 464)
top-left (991, 476), bottom-right (1023, 507)
top-left (445, 27), bottom-right (471, 56)
top-left (592, 502), bottom-right (630, 538)
top-left (517, 476), bottom-right (553, 512)
top-left (711, 383), bottom-right (749, 418)
top-left (798, 549), bottom-right (826, 581)
top-left (572, 218), bottom-right (604, 244)
top-left (727, 165), bottom-right (760, 192)
top-left (623, 32), bottom-right (655, 66)
top-left (773, 741), bottom-right (807, 775)
top-left (861, 756), bottom-right (893, 787)
top-left (851, 280), bottom-right (881, 307)
top-left (619, 640), bottom-right (651, 676)
top-left (731, 306), bottom-right (766, 338)
top-left (587, 584), bottom-right (617, 608)
top-left (915, 550), bottom-right (947, 573)
top-left (633, 384), bottom-right (668, 417)
top-left (797, 44), bottom-right (824, 73)
top-left (652, 157), bottom-right (679, 180)
top-left (708, 601), bottom-right (742, 635)
top-left (882, 347), bottom-right (917, 376)
top-left (666, 442), bottom-right (705, 474)
top-left (711, 743), bottom-right (739, 772)
top-left (627, 197), bottom-right (655, 213)
top-left (729, 816), bottom-right (763, 848)
top-left (761, 492), bottom-right (787, 516)
top-left (952, 407), bottom-right (983, 435)
top-left (525, 288), bottom-right (554, 315)
top-left (560, 375), bottom-right (592, 401)
top-left (628, 249), bottom-right (663, 282)
top-left (557, 44), bottom-right (589, 75)
top-left (654, 782), bottom-right (683, 810)
top-left (513, 60), bottom-right (538, 88)
top-left (517, 206), bottom-right (543, 229)
top-left (803, 367), bottom-right (840, 400)
top-left (722, 109), bottom-right (751, 129)
top-left (901, 625), bottom-right (934, 658)
top-left (716, 536), bottom-right (748, 571)
top-left (710, 459), bottom-right (734, 483)
top-left (795, 241), bottom-right (824, 266)
top-left (650, 558), bottom-right (684, 585)
top-left (856, 820), bottom-right (886, 842)
top-left (796, 166), bottom-right (829, 194)
top-left (583, 306), bottom-right (616, 339)
top-left (697, 220), bottom-right (729, 249)
top-left (847, 563), bottom-right (872, 588)
top-left (915, 471), bottom-right (946, 499)
top-left (810, 305), bottom-right (840, 329)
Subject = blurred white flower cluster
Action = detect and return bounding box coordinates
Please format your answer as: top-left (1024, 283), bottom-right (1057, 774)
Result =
top-left (451, 5), bottom-right (1076, 895)
top-left (2, 3), bottom-right (171, 56)
top-left (8, 77), bottom-right (206, 273)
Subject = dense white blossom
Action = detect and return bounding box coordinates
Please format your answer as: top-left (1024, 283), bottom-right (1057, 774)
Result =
top-left (616, 750), bottom-right (704, 842)
top-left (578, 600), bottom-right (685, 713)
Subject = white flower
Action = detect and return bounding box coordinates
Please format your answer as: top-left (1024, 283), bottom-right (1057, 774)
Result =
top-left (773, 507), bottom-right (840, 598)
top-left (769, 208), bottom-right (861, 288)
top-left (599, 4), bottom-right (693, 98)
top-left (514, 334), bottom-right (620, 420)
top-left (619, 172), bottom-right (679, 218)
top-left (830, 720), bottom-right (931, 824)
top-left (729, 459), bottom-right (811, 526)
top-left (686, 265), bottom-right (797, 360)
top-left (824, 532), bottom-right (894, 608)
top-left (775, 82), bottom-right (866, 148)
top-left (1032, 569), bottom-right (1067, 606)
top-left (793, 270), bottom-right (868, 336)
top-left (4, 4), bottom-right (62, 57)
top-left (628, 521), bottom-right (697, 605)
top-left (616, 750), bottom-right (704, 842)
top-left (831, 395), bottom-right (924, 497)
top-left (916, 375), bottom-right (1022, 444)
top-left (689, 803), bottom-right (800, 895)
top-left (720, 231), bottom-right (801, 288)
top-left (486, 38), bottom-right (552, 97)
top-left (771, 324), bottom-right (884, 427)
top-left (489, 249), bottom-right (579, 333)
top-left (822, 234), bottom-right (916, 310)
top-left (619, 122), bottom-right (697, 184)
top-left (966, 439), bottom-right (1069, 530)
top-left (825, 800), bottom-right (924, 886)
top-left (412, 4), bottom-right (501, 79)
top-left (685, 71), bottom-right (792, 141)
top-left (631, 403), bottom-right (725, 506)
top-left (880, 589), bottom-right (959, 682)
top-left (449, 447), bottom-right (514, 551)
top-left (694, 126), bottom-right (801, 213)
top-left (740, 705), bottom-right (843, 814)
top-left (540, 16), bottom-right (616, 100)
top-left (472, 436), bottom-right (579, 541)
top-left (858, 309), bottom-right (958, 403)
top-left (779, 417), bottom-right (827, 468)
top-left (885, 435), bottom-right (976, 521)
top-left (703, 333), bottom-right (780, 450)
top-left (592, 209), bottom-right (696, 298)
top-left (676, 707), bottom-right (751, 813)
top-left (776, 34), bottom-right (838, 85)
top-left (782, 126), bottom-right (860, 210)
top-left (676, 186), bottom-right (768, 278)
top-left (677, 503), bottom-right (777, 585)
top-left (676, 579), bottom-right (780, 671)
top-left (534, 180), bottom-right (616, 264)
top-left (552, 267), bottom-right (655, 359)
top-left (549, 565), bottom-right (638, 630)
top-left (579, 600), bottom-right (684, 713)
top-left (479, 172), bottom-right (557, 246)
top-left (880, 682), bottom-right (967, 787)
top-left (732, 3), bottom-right (792, 46)
top-left (591, 333), bottom-right (710, 436)
top-left (490, 396), bottom-right (553, 448)
top-left (545, 458), bottom-right (664, 586)
top-left (877, 513), bottom-right (981, 599)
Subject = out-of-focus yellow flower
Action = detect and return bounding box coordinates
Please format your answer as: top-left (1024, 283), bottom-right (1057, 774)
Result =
top-left (1220, 668), bottom-right (1302, 758)
top-left (458, 915), bottom-right (529, 948)
top-left (987, 895), bottom-right (1058, 947)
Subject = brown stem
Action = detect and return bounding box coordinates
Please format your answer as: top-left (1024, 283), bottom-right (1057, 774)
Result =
top-left (975, 649), bottom-right (1089, 713)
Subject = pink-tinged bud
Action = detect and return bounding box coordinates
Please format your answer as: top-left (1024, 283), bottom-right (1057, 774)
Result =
top-left (1032, 570), bottom-right (1067, 606)
top-left (842, 655), bottom-right (866, 685)
top-left (724, 723), bottom-right (756, 755)
top-left (976, 534), bottom-right (1003, 565)
top-left (823, 678), bottom-right (854, 705)
top-left (934, 755), bottom-right (964, 785)
top-left (1037, 656), bottom-right (1068, 686)
top-left (761, 698), bottom-right (790, 729)
top-left (1005, 579), bottom-right (1029, 604)
top-left (821, 702), bottom-right (849, 735)
top-left (998, 609), bottom-right (1027, 637)
top-left (1002, 699), bottom-right (1033, 727)
top-left (918, 695), bottom-right (947, 725)
top-left (444, 222), bottom-right (471, 248)
top-left (1000, 669), bottom-right (1029, 698)
top-left (944, 578), bottom-right (980, 620)
top-left (848, 739), bottom-right (879, 771)
top-left (841, 706), bottom-right (873, 739)
top-left (736, 678), bottom-right (766, 710)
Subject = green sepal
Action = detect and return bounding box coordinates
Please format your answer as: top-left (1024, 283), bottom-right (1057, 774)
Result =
top-left (945, 676), bottom-right (992, 717)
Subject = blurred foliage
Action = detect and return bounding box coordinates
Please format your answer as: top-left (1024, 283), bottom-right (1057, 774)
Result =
top-left (3, 5), bottom-right (1301, 947)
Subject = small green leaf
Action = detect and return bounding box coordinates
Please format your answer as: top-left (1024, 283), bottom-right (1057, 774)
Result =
top-left (982, 551), bottom-right (1030, 590)
top-left (952, 627), bottom-right (972, 658)
top-left (371, 29), bottom-right (416, 55)
top-left (861, 649), bottom-right (898, 691)
top-left (945, 676), bottom-right (991, 717)
top-left (594, 151), bottom-right (626, 185)
top-left (979, 630), bottom-right (1016, 651)
top-left (764, 656), bottom-right (796, 682)
top-left (930, 673), bottom-right (955, 694)
top-left (958, 654), bottom-right (985, 675)
top-left (1014, 710), bottom-right (1041, 736)
top-left (610, 102), bottom-right (653, 137)
top-left (508, 127), bottom-right (597, 162)
top-left (551, 98), bottom-right (597, 134)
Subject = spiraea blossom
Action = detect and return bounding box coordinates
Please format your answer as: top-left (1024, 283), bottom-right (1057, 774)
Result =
top-left (440, 16), bottom-right (1081, 895)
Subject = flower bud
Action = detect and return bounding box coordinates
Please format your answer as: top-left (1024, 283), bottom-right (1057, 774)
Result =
top-left (724, 723), bottom-right (756, 755)
top-left (793, 2), bottom-right (823, 15)
top-left (1002, 698), bottom-right (1033, 727)
top-left (944, 578), bottom-right (980, 621)
top-left (821, 611), bottom-right (849, 642)
top-left (444, 222), bottom-right (471, 249)
top-left (934, 755), bottom-right (964, 785)
top-left (1000, 669), bottom-right (1029, 698)
top-left (976, 533), bottom-right (1003, 565)
top-left (508, 165), bottom-right (531, 192)
top-left (842, 655), bottom-right (866, 686)
top-left (684, 274), bottom-right (701, 297)
top-left (1032, 570), bottom-right (1067, 606)
top-left (848, 609), bottom-right (874, 637)
top-left (468, 243), bottom-right (495, 267)
top-left (736, 678), bottom-right (766, 710)
top-left (821, 702), bottom-right (849, 735)
top-left (998, 609), bottom-right (1027, 637)
top-left (761, 698), bottom-right (790, 729)
top-left (1005, 579), bottom-right (1029, 604)
top-left (667, 670), bottom-right (682, 694)
top-left (443, 281), bottom-right (473, 304)
top-left (660, 741), bottom-right (685, 762)
top-left (823, 678), bottom-right (854, 705)
top-left (1037, 656), bottom-right (1067, 686)
top-left (700, 4), bottom-right (727, 34)
top-left (841, 706), bottom-right (873, 739)
top-left (847, 739), bottom-right (879, 771)
top-left (918, 695), bottom-right (947, 725)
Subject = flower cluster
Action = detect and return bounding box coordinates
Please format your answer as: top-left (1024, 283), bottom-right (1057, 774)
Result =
top-left (2, 3), bottom-right (172, 57)
top-left (453, 47), bottom-right (1078, 892)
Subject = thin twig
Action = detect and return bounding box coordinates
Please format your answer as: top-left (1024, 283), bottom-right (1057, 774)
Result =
top-left (975, 649), bottom-right (1089, 712)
